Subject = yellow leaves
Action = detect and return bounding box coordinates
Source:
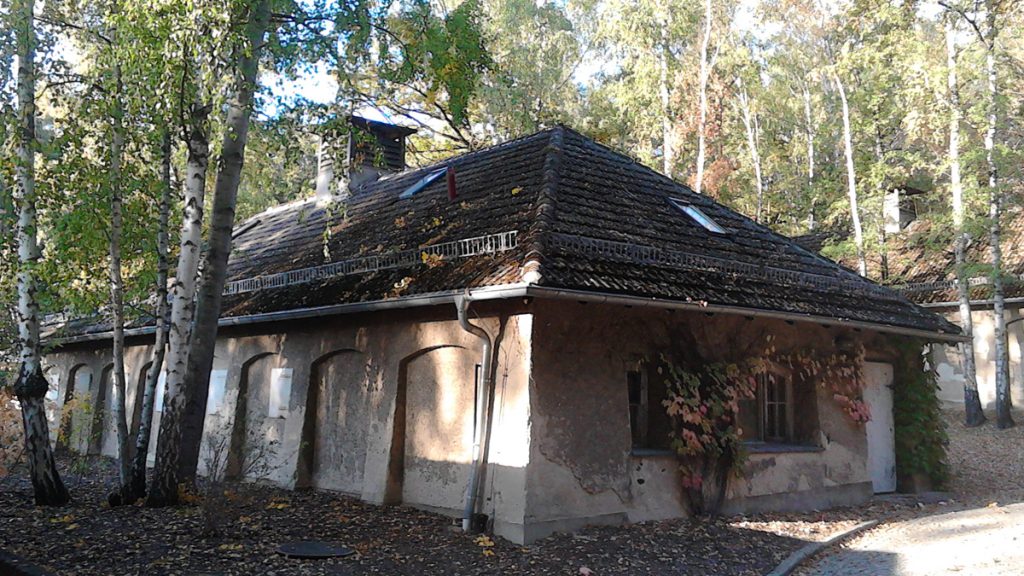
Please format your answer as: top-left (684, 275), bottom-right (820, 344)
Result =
top-left (51, 514), bottom-right (76, 524)
top-left (266, 500), bottom-right (290, 510)
top-left (420, 252), bottom-right (444, 268)
top-left (475, 535), bottom-right (495, 557)
top-left (510, 186), bottom-right (522, 196)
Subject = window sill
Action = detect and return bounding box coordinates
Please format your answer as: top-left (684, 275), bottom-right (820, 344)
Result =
top-left (629, 448), bottom-right (676, 458)
top-left (743, 442), bottom-right (823, 455)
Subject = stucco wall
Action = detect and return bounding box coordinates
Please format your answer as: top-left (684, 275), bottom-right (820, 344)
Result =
top-left (43, 302), bottom-right (533, 543)
top-left (930, 304), bottom-right (1024, 408)
top-left (525, 300), bottom-right (877, 541)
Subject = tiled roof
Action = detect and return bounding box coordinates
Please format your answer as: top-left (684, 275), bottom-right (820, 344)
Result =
top-left (53, 126), bottom-right (960, 338)
top-left (884, 209), bottom-right (1024, 304)
top-left (217, 126), bottom-right (955, 334)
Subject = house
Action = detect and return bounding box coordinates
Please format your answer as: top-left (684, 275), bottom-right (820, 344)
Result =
top-left (882, 208), bottom-right (1024, 408)
top-left (42, 120), bottom-right (961, 544)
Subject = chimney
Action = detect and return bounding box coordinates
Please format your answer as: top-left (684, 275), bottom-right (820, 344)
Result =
top-left (314, 116), bottom-right (417, 202)
top-left (315, 136), bottom-right (335, 201)
top-left (345, 116), bottom-right (417, 194)
top-left (884, 186), bottom-right (924, 234)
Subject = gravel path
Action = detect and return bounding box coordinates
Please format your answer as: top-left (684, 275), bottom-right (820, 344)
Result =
top-left (799, 502), bottom-right (1024, 576)
top-left (798, 408), bottom-right (1024, 576)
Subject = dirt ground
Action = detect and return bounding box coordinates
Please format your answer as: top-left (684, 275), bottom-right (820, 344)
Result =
top-left (0, 457), bottom-right (805, 576)
top-left (3, 407), bottom-right (1012, 575)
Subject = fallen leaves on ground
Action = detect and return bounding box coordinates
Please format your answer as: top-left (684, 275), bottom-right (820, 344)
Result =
top-left (0, 456), bottom-right (803, 575)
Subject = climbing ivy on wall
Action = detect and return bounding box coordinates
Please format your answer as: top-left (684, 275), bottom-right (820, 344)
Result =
top-left (892, 338), bottom-right (948, 489)
top-left (660, 335), bottom-right (868, 515)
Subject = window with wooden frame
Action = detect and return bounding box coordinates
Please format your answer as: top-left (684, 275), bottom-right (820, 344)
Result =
top-left (739, 370), bottom-right (795, 444)
top-left (626, 360), bottom-right (673, 451)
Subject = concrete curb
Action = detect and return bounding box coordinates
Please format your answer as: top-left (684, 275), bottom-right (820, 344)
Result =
top-left (0, 549), bottom-right (55, 576)
top-left (765, 519), bottom-right (880, 576)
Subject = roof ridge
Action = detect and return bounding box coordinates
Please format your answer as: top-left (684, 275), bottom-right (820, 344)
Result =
top-left (522, 126), bottom-right (566, 284)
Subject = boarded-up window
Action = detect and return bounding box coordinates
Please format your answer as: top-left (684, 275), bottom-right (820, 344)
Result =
top-left (626, 362), bottom-right (673, 451)
top-left (207, 370), bottom-right (228, 415)
top-left (269, 368), bottom-right (293, 418)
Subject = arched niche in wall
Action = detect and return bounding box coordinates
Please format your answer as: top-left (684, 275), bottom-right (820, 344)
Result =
top-left (87, 364), bottom-right (113, 456)
top-left (296, 348), bottom-right (369, 493)
top-left (384, 344), bottom-right (476, 511)
top-left (57, 363), bottom-right (91, 455)
top-left (224, 352), bottom-right (277, 482)
top-left (129, 362), bottom-right (153, 444)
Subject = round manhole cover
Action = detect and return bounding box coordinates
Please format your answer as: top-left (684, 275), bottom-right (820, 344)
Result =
top-left (277, 541), bottom-right (355, 559)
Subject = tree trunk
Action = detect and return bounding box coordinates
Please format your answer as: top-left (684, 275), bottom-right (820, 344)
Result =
top-left (126, 131), bottom-right (172, 503)
top-left (108, 58), bottom-right (133, 500)
top-left (835, 73), bottom-right (866, 276)
top-left (947, 19), bottom-right (984, 427)
top-left (146, 104), bottom-right (211, 507)
top-left (983, 7), bottom-right (1013, 429)
top-left (658, 0), bottom-right (673, 177)
top-left (12, 0), bottom-right (69, 506)
top-left (736, 79), bottom-right (763, 222)
top-left (802, 82), bottom-right (815, 230)
top-left (168, 0), bottom-right (273, 491)
top-left (694, 0), bottom-right (712, 195)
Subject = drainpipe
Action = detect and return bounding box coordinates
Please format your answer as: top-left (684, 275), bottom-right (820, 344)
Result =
top-left (454, 293), bottom-right (492, 533)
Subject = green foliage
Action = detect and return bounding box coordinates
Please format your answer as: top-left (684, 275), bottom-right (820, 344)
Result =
top-left (892, 337), bottom-right (949, 488)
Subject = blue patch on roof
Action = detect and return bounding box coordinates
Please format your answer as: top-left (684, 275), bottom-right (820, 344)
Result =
top-left (400, 168), bottom-right (447, 199)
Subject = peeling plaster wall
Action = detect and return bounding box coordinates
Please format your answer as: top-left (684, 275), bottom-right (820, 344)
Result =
top-left (525, 301), bottom-right (879, 541)
top-left (930, 305), bottom-right (1024, 408)
top-left (43, 302), bottom-right (533, 543)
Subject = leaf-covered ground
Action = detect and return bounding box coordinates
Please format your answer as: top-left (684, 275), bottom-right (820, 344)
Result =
top-left (0, 457), bottom-right (810, 576)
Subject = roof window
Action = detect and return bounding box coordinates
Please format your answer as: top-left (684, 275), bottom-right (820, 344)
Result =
top-left (400, 168), bottom-right (447, 199)
top-left (668, 198), bottom-right (726, 234)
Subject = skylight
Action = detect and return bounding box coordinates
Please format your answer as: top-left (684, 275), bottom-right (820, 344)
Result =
top-left (668, 198), bottom-right (726, 234)
top-left (400, 168), bottom-right (447, 199)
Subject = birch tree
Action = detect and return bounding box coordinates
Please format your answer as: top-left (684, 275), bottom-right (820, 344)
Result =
top-left (126, 130), bottom-right (172, 501)
top-left (173, 0), bottom-right (273, 487)
top-left (735, 76), bottom-right (764, 222)
top-left (834, 70), bottom-right (867, 277)
top-left (981, 2), bottom-right (1012, 429)
top-left (693, 0), bottom-right (713, 195)
top-left (148, 0), bottom-right (271, 504)
top-left (11, 0), bottom-right (69, 505)
top-left (946, 17), bottom-right (984, 427)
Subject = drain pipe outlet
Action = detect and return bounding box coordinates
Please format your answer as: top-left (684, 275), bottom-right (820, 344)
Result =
top-left (455, 293), bottom-right (493, 533)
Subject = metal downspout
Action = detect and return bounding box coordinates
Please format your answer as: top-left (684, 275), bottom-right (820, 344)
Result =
top-left (454, 293), bottom-right (492, 533)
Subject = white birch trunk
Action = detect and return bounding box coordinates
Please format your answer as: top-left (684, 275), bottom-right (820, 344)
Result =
top-left (109, 58), bottom-right (132, 494)
top-left (658, 0), bottom-right (673, 177)
top-left (161, 0), bottom-right (273, 493)
top-left (947, 19), bottom-right (984, 426)
top-left (147, 103), bottom-right (210, 505)
top-left (835, 73), bottom-right (866, 276)
top-left (803, 82), bottom-right (815, 229)
top-left (126, 131), bottom-right (172, 502)
top-left (983, 5), bottom-right (1013, 428)
top-left (737, 79), bottom-right (763, 222)
top-left (694, 0), bottom-right (712, 195)
top-left (12, 0), bottom-right (69, 505)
